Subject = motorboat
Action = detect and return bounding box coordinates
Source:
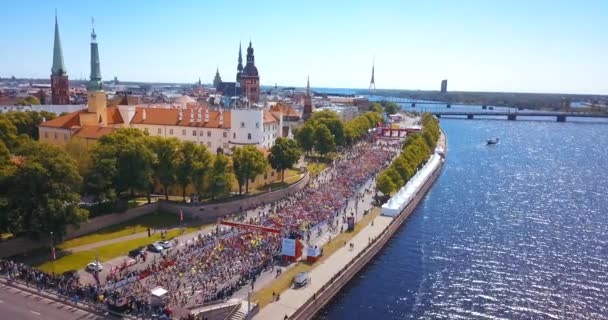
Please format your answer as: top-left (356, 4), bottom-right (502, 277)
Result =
top-left (486, 138), bottom-right (499, 145)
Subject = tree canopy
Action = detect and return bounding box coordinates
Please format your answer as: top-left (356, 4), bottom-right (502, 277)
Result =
top-left (232, 146), bottom-right (268, 194)
top-left (269, 137), bottom-right (301, 182)
top-left (2, 141), bottom-right (87, 238)
top-left (375, 113), bottom-right (440, 199)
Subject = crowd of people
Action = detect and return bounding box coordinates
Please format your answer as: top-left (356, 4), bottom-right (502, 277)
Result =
top-left (1, 140), bottom-right (400, 318)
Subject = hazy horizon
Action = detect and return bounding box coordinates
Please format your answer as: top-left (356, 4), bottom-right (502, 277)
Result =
top-left (1, 0), bottom-right (607, 95)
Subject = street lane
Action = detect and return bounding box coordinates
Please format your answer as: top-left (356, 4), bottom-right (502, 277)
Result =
top-left (0, 283), bottom-right (103, 320)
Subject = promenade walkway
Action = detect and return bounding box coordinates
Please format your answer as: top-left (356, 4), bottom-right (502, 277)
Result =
top-left (254, 214), bottom-right (393, 319)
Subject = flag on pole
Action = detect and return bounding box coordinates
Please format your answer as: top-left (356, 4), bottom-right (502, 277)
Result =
top-left (180, 210), bottom-right (184, 222)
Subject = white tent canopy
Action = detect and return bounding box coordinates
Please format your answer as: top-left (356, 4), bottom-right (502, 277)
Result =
top-left (382, 152), bottom-right (442, 217)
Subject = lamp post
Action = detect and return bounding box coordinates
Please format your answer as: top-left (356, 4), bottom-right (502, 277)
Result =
top-left (50, 231), bottom-right (55, 275)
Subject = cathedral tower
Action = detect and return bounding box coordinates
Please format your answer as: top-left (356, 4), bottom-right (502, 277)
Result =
top-left (239, 41), bottom-right (260, 104)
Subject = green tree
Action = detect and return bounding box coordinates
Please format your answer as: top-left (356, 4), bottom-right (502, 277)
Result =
top-left (0, 115), bottom-right (19, 151)
top-left (4, 141), bottom-right (87, 238)
top-left (209, 153), bottom-right (233, 200)
top-left (148, 137), bottom-right (180, 200)
top-left (369, 103), bottom-right (383, 113)
top-left (232, 146), bottom-right (268, 194)
top-left (310, 110), bottom-right (345, 146)
top-left (380, 100), bottom-right (400, 114)
top-left (0, 140), bottom-right (13, 233)
top-left (295, 123), bottom-right (315, 155)
top-left (376, 170), bottom-right (397, 196)
top-left (176, 141), bottom-right (212, 200)
top-left (269, 137), bottom-right (301, 182)
top-left (88, 128), bottom-right (153, 199)
top-left (64, 138), bottom-right (93, 178)
top-left (16, 96), bottom-right (40, 106)
top-left (313, 124), bottom-right (336, 157)
top-left (5, 111), bottom-right (56, 139)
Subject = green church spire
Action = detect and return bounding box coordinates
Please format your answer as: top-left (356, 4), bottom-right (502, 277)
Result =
top-left (87, 19), bottom-right (103, 91)
top-left (51, 12), bottom-right (66, 76)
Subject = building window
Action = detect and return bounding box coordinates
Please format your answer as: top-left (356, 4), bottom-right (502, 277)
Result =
top-left (223, 132), bottom-right (227, 138)
top-left (241, 122), bottom-right (245, 128)
top-left (158, 128), bottom-right (162, 135)
top-left (182, 129), bottom-right (186, 136)
top-left (264, 173), bottom-right (268, 180)
top-left (271, 171), bottom-right (275, 177)
top-left (223, 143), bottom-right (229, 148)
top-left (207, 131), bottom-right (211, 137)
top-left (200, 130), bottom-right (204, 136)
top-left (193, 130), bottom-right (196, 136)
top-left (233, 132), bottom-right (236, 139)
top-left (248, 133), bottom-right (252, 140)
top-left (44, 131), bottom-right (48, 139)
top-left (169, 129), bottom-right (173, 135)
top-left (144, 128), bottom-right (149, 134)
top-left (207, 142), bottom-right (211, 147)
top-left (63, 133), bottom-right (68, 141)
top-left (256, 122), bottom-right (259, 128)
top-left (54, 132), bottom-right (58, 139)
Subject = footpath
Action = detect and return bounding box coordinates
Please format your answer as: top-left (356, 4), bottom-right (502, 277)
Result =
top-left (254, 214), bottom-right (393, 319)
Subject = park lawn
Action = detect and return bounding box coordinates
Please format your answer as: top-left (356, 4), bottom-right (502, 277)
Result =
top-left (58, 211), bottom-right (193, 250)
top-left (37, 226), bottom-right (203, 274)
top-left (250, 169), bottom-right (303, 194)
top-left (252, 207), bottom-right (380, 308)
top-left (306, 162), bottom-right (328, 177)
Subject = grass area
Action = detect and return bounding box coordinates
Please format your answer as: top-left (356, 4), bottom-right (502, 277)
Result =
top-left (58, 211), bottom-right (194, 250)
top-left (37, 225), bottom-right (203, 274)
top-left (250, 169), bottom-right (303, 194)
top-left (252, 208), bottom-right (381, 308)
top-left (1, 233), bottom-right (14, 241)
top-left (306, 162), bottom-right (328, 177)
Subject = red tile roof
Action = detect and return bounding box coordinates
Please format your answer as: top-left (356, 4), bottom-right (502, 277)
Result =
top-left (263, 110), bottom-right (279, 124)
top-left (38, 111), bottom-right (81, 129)
top-left (73, 126), bottom-right (116, 139)
top-left (130, 107), bottom-right (230, 128)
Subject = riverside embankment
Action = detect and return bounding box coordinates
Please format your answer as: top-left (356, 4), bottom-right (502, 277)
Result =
top-left (254, 132), bottom-right (446, 320)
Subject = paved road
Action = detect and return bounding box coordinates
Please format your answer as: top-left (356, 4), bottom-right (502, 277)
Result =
top-left (0, 283), bottom-right (104, 320)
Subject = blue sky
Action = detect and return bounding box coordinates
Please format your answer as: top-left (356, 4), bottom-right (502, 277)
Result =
top-left (1, 0), bottom-right (607, 94)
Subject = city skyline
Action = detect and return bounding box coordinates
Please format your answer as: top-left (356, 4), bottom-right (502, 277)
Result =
top-left (1, 0), bottom-right (607, 94)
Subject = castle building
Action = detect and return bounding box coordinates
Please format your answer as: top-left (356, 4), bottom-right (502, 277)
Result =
top-left (239, 41), bottom-right (260, 104)
top-left (50, 14), bottom-right (69, 105)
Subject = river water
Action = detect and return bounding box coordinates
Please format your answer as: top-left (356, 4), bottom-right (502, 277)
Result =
top-left (316, 117), bottom-right (608, 319)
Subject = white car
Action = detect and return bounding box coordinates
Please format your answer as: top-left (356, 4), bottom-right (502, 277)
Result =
top-left (157, 240), bottom-right (171, 249)
top-left (86, 262), bottom-right (103, 272)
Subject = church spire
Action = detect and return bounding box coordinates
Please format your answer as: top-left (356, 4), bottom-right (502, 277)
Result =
top-left (87, 18), bottom-right (103, 91)
top-left (51, 11), bottom-right (66, 76)
top-left (214, 67), bottom-right (222, 89)
top-left (307, 75), bottom-right (310, 95)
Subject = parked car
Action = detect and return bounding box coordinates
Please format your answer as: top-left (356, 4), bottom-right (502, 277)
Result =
top-left (61, 270), bottom-right (80, 280)
top-left (147, 243), bottom-right (163, 253)
top-left (128, 247), bottom-right (145, 258)
top-left (85, 262), bottom-right (103, 272)
top-left (293, 272), bottom-right (310, 289)
top-left (157, 240), bottom-right (171, 249)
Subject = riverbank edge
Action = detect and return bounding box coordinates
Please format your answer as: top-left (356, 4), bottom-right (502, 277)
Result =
top-left (289, 131), bottom-right (447, 320)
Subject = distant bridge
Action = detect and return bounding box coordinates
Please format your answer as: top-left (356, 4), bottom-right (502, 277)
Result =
top-left (431, 111), bottom-right (608, 122)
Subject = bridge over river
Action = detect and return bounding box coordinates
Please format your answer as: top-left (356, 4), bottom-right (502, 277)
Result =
top-left (431, 111), bottom-right (608, 122)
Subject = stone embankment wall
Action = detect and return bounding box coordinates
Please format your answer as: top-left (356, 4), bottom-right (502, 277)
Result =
top-left (290, 138), bottom-right (446, 320)
top-left (160, 172), bottom-right (310, 222)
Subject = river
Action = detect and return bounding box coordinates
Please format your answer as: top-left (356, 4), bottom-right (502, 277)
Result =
top-left (316, 117), bottom-right (608, 319)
